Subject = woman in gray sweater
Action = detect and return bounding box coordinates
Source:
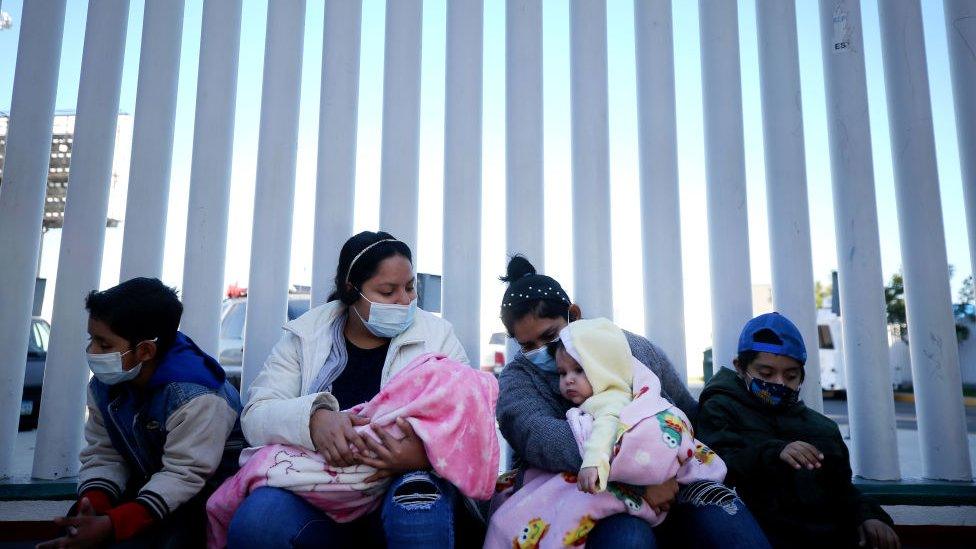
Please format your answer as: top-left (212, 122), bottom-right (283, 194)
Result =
top-left (495, 256), bottom-right (770, 548)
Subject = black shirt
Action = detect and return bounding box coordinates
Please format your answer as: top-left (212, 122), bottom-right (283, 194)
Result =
top-left (329, 337), bottom-right (389, 410)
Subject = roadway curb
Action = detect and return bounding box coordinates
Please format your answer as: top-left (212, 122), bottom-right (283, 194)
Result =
top-left (894, 392), bottom-right (976, 407)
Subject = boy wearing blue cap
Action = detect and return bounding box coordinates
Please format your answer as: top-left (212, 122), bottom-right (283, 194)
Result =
top-left (696, 313), bottom-right (899, 549)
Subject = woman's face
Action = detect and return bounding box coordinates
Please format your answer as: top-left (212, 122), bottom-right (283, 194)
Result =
top-left (510, 304), bottom-right (580, 353)
top-left (352, 255), bottom-right (417, 313)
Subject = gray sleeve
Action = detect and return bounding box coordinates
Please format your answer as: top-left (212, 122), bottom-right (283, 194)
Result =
top-left (625, 331), bottom-right (699, 421)
top-left (496, 365), bottom-right (582, 473)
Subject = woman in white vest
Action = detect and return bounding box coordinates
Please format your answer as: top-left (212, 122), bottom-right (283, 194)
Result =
top-left (227, 231), bottom-right (475, 548)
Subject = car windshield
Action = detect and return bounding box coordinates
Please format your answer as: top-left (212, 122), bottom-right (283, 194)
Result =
top-left (288, 297), bottom-right (310, 321)
top-left (31, 320), bottom-right (50, 353)
top-left (220, 297), bottom-right (309, 340)
top-left (222, 303), bottom-right (246, 340)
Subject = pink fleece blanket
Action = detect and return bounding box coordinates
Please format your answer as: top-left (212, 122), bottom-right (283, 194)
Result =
top-left (206, 353), bottom-right (500, 548)
top-left (485, 364), bottom-right (726, 548)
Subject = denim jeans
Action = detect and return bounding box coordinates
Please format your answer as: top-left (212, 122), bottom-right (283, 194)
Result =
top-left (587, 481), bottom-right (771, 549)
top-left (226, 471), bottom-right (456, 548)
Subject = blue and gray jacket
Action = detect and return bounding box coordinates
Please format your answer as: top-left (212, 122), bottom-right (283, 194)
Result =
top-left (79, 332), bottom-right (245, 520)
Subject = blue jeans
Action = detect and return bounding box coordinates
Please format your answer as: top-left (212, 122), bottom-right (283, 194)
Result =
top-left (226, 471), bottom-right (456, 548)
top-left (586, 481), bottom-right (771, 549)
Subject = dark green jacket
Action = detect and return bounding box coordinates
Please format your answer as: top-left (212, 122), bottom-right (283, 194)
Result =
top-left (696, 368), bottom-right (891, 548)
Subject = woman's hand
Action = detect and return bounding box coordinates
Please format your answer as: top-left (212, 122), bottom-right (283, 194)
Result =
top-left (577, 467), bottom-right (600, 494)
top-left (357, 417), bottom-right (431, 482)
top-left (37, 498), bottom-right (112, 549)
top-left (643, 477), bottom-right (679, 514)
top-left (310, 409), bottom-right (371, 467)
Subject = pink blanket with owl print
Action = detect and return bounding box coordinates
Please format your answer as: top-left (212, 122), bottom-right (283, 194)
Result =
top-left (206, 353), bottom-right (500, 548)
top-left (485, 363), bottom-right (726, 549)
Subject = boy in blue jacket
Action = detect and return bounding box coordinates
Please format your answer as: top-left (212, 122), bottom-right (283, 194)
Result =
top-left (40, 278), bottom-right (244, 548)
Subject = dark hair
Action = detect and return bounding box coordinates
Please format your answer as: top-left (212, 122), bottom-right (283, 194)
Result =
top-left (328, 231), bottom-right (413, 305)
top-left (499, 255), bottom-right (570, 336)
top-left (736, 328), bottom-right (803, 380)
top-left (85, 277), bottom-right (182, 355)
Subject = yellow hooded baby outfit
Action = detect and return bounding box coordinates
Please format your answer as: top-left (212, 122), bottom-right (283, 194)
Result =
top-left (559, 317), bottom-right (634, 491)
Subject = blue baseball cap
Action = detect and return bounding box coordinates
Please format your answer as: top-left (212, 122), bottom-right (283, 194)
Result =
top-left (737, 312), bottom-right (807, 364)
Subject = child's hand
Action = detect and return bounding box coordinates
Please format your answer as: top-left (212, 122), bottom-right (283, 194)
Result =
top-left (38, 498), bottom-right (113, 549)
top-left (577, 467), bottom-right (600, 494)
top-left (779, 441), bottom-right (824, 470)
top-left (858, 519), bottom-right (900, 549)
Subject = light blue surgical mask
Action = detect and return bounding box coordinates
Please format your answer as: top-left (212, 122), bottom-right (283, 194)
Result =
top-left (353, 293), bottom-right (418, 339)
top-left (523, 344), bottom-right (558, 372)
top-left (86, 337), bottom-right (157, 385)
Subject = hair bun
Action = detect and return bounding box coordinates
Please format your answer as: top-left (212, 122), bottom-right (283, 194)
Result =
top-left (500, 254), bottom-right (537, 284)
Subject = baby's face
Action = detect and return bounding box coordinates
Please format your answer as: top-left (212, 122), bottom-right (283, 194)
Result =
top-left (556, 347), bottom-right (593, 405)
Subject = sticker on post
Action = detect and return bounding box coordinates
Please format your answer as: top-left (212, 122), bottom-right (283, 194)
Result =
top-left (832, 4), bottom-right (852, 53)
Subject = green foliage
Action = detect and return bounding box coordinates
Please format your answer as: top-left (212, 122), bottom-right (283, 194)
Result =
top-left (884, 272), bottom-right (907, 340)
top-left (959, 275), bottom-right (975, 306)
top-left (814, 280), bottom-right (832, 309)
top-left (885, 270), bottom-right (974, 343)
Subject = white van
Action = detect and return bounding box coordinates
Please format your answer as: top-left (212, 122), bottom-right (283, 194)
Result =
top-left (817, 309), bottom-right (847, 392)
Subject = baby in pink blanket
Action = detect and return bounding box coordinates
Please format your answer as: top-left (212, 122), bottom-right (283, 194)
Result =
top-left (206, 353), bottom-right (499, 548)
top-left (486, 319), bottom-right (726, 548)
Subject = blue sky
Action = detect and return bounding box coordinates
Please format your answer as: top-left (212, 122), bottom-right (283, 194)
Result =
top-left (0, 0), bottom-right (970, 371)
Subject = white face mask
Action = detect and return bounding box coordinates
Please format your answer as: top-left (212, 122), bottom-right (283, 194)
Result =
top-left (87, 338), bottom-right (157, 385)
top-left (353, 292), bottom-right (417, 339)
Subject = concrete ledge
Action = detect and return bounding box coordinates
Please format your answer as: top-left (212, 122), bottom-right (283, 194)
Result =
top-left (885, 505), bottom-right (976, 527)
top-left (0, 500), bottom-right (72, 522)
top-left (855, 478), bottom-right (976, 507)
top-left (0, 477), bottom-right (76, 502)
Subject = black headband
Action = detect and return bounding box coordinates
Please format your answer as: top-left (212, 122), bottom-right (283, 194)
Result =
top-left (502, 273), bottom-right (571, 309)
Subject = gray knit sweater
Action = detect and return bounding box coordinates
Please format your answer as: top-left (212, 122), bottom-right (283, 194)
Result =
top-left (496, 330), bottom-right (698, 474)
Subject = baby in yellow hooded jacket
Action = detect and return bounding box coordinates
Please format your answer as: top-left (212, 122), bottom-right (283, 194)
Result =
top-left (552, 317), bottom-right (636, 493)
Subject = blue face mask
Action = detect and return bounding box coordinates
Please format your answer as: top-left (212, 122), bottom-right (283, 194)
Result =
top-left (523, 345), bottom-right (557, 372)
top-left (353, 293), bottom-right (418, 339)
top-left (746, 375), bottom-right (800, 408)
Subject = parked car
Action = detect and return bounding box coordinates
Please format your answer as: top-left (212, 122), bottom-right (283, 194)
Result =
top-left (20, 317), bottom-right (51, 431)
top-left (482, 332), bottom-right (507, 375)
top-left (218, 292), bottom-right (311, 387)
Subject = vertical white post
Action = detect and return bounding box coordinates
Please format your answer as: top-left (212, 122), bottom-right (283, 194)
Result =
top-left (817, 0), bottom-right (899, 480)
top-left (312, 0), bottom-right (363, 307)
top-left (443, 0), bottom-right (484, 363)
top-left (119, 0), bottom-right (185, 280)
top-left (945, 0), bottom-right (976, 289)
top-left (241, 0), bottom-right (307, 395)
top-left (755, 0), bottom-right (823, 411)
top-left (634, 0), bottom-right (687, 380)
top-left (878, 0), bottom-right (971, 481)
top-left (379, 0), bottom-right (423, 251)
top-left (180, 0), bottom-right (243, 357)
top-left (33, 0), bottom-right (131, 480)
top-left (698, 0), bottom-right (753, 370)
top-left (505, 0), bottom-right (544, 269)
top-left (570, 0), bottom-right (613, 320)
top-left (0, 0), bottom-right (68, 478)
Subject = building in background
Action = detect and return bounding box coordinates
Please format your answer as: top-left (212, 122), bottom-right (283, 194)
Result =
top-left (0, 112), bottom-right (132, 320)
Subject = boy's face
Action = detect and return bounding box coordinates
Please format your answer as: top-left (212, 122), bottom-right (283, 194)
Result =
top-left (556, 347), bottom-right (593, 405)
top-left (87, 317), bottom-right (157, 372)
top-left (735, 352), bottom-right (804, 391)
